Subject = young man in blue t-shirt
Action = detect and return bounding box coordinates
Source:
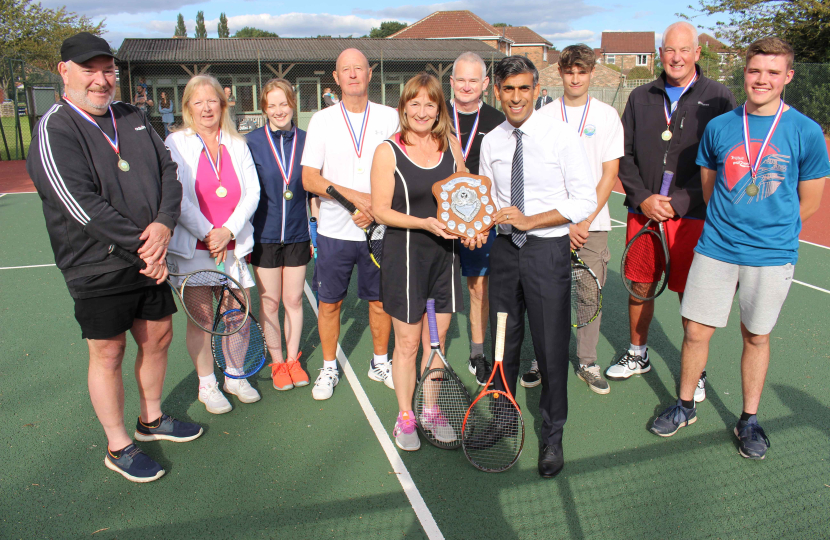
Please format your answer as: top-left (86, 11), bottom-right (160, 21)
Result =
top-left (649, 38), bottom-right (829, 459)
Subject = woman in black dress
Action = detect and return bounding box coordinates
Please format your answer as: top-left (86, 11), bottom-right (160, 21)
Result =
top-left (371, 73), bottom-right (487, 451)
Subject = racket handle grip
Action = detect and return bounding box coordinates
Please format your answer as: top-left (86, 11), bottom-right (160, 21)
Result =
top-left (309, 218), bottom-right (318, 259)
top-left (326, 185), bottom-right (358, 214)
top-left (660, 171), bottom-right (674, 197)
top-left (108, 244), bottom-right (147, 270)
top-left (426, 299), bottom-right (439, 347)
top-left (495, 312), bottom-right (507, 362)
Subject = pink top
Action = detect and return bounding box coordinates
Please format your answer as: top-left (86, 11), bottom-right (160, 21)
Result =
top-left (394, 133), bottom-right (410, 155)
top-left (194, 145), bottom-right (240, 250)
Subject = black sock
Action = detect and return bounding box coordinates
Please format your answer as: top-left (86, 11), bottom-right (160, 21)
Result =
top-left (740, 411), bottom-right (755, 422)
top-left (139, 416), bottom-right (162, 429)
top-left (108, 444), bottom-right (130, 459)
top-left (680, 399), bottom-right (695, 409)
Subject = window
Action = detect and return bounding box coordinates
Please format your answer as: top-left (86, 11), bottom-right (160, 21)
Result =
top-left (543, 47), bottom-right (548, 62)
top-left (606, 55), bottom-right (616, 64)
top-left (718, 53), bottom-right (727, 65)
top-left (636, 54), bottom-right (649, 66)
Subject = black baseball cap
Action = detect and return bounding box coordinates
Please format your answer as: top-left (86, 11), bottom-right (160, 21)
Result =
top-left (61, 32), bottom-right (118, 64)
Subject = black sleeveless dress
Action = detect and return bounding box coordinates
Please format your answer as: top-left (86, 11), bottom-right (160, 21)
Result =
top-left (380, 139), bottom-right (464, 323)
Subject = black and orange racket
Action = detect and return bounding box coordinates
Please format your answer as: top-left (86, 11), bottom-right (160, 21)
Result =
top-left (462, 312), bottom-right (524, 472)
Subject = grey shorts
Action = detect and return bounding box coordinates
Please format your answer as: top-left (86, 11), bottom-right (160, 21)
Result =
top-left (680, 252), bottom-right (794, 335)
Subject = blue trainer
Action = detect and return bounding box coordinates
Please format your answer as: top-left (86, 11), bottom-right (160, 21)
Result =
top-left (734, 416), bottom-right (770, 459)
top-left (134, 414), bottom-right (203, 443)
top-left (650, 399), bottom-right (697, 437)
top-left (104, 444), bottom-right (165, 483)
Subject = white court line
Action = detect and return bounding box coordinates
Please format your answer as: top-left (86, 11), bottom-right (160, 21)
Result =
top-left (0, 263), bottom-right (56, 270)
top-left (303, 281), bottom-right (445, 540)
top-left (0, 191), bottom-right (36, 195)
top-left (793, 279), bottom-right (830, 295)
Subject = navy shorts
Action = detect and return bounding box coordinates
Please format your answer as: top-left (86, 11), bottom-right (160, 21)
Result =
top-left (458, 231), bottom-right (495, 277)
top-left (316, 234), bottom-right (380, 303)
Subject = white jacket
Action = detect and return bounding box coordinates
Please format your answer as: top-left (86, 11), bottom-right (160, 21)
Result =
top-left (165, 128), bottom-right (260, 260)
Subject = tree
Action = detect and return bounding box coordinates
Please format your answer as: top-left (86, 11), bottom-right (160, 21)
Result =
top-left (174, 13), bottom-right (187, 37)
top-left (626, 66), bottom-right (653, 80)
top-left (233, 26), bottom-right (278, 38)
top-left (194, 11), bottom-right (207, 39)
top-left (217, 13), bottom-right (229, 38)
top-left (368, 21), bottom-right (407, 38)
top-left (492, 23), bottom-right (509, 27)
top-left (684, 0), bottom-right (830, 62)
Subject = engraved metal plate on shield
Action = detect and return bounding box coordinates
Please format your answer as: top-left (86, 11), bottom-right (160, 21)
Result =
top-left (485, 205), bottom-right (494, 214)
top-left (483, 215), bottom-right (492, 225)
top-left (467, 229), bottom-right (475, 237)
top-left (474, 221), bottom-right (482, 230)
top-left (442, 201), bottom-right (450, 210)
top-left (479, 185), bottom-right (487, 194)
top-left (447, 220), bottom-right (456, 230)
top-left (441, 212), bottom-right (450, 221)
top-left (481, 195), bottom-right (489, 204)
top-left (440, 191), bottom-right (449, 200)
top-left (458, 223), bottom-right (467, 233)
top-left (450, 186), bottom-right (481, 223)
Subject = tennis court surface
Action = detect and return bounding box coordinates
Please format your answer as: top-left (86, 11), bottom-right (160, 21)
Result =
top-left (2, 176), bottom-right (829, 539)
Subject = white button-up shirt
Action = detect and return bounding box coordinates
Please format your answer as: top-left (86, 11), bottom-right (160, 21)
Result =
top-left (480, 111), bottom-right (597, 238)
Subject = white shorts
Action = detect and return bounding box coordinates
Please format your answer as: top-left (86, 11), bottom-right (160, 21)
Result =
top-left (167, 249), bottom-right (255, 289)
top-left (680, 252), bottom-right (794, 335)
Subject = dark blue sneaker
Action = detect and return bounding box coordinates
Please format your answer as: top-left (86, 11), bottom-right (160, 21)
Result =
top-left (104, 444), bottom-right (165, 483)
top-left (134, 414), bottom-right (203, 443)
top-left (650, 399), bottom-right (697, 437)
top-left (734, 416), bottom-right (770, 459)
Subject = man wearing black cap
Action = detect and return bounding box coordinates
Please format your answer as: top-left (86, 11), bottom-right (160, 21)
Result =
top-left (27, 32), bottom-right (202, 483)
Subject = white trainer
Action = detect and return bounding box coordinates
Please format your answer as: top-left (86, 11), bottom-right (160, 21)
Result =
top-left (312, 367), bottom-right (340, 401)
top-left (694, 371), bottom-right (707, 403)
top-left (198, 382), bottom-right (232, 414)
top-left (224, 377), bottom-right (261, 404)
top-left (368, 360), bottom-right (394, 389)
top-left (606, 349), bottom-right (651, 380)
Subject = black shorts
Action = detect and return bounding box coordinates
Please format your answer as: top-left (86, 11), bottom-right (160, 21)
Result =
top-left (73, 285), bottom-right (177, 340)
top-left (250, 241), bottom-right (312, 269)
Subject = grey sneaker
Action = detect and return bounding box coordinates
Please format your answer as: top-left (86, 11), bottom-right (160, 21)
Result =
top-left (520, 359), bottom-right (541, 388)
top-left (734, 416), bottom-right (770, 459)
top-left (393, 411), bottom-right (420, 451)
top-left (576, 364), bottom-right (610, 395)
top-left (650, 399), bottom-right (697, 437)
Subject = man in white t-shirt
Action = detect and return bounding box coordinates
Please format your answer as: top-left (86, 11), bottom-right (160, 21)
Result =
top-left (533, 44), bottom-right (624, 394)
top-left (302, 48), bottom-right (400, 400)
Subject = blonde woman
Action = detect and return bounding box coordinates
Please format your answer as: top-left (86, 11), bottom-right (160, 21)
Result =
top-left (166, 74), bottom-right (261, 414)
top-left (245, 79), bottom-right (311, 391)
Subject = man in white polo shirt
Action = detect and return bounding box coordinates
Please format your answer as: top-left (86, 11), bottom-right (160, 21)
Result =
top-left (302, 48), bottom-right (400, 400)
top-left (532, 44), bottom-right (624, 395)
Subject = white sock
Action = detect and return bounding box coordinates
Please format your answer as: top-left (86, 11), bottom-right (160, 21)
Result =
top-left (198, 373), bottom-right (217, 389)
top-left (629, 343), bottom-right (647, 357)
top-left (225, 367), bottom-right (244, 377)
top-left (373, 353), bottom-right (389, 365)
top-left (324, 359), bottom-right (338, 370)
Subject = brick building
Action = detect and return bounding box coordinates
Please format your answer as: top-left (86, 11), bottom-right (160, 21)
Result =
top-left (599, 32), bottom-right (655, 74)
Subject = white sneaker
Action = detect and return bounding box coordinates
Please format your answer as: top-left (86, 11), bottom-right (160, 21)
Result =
top-left (368, 360), bottom-right (394, 389)
top-left (393, 411), bottom-right (420, 451)
top-left (606, 349), bottom-right (651, 380)
top-left (694, 371), bottom-right (707, 403)
top-left (198, 382), bottom-right (232, 414)
top-left (420, 407), bottom-right (457, 444)
top-left (224, 377), bottom-right (261, 404)
top-left (312, 367), bottom-right (340, 401)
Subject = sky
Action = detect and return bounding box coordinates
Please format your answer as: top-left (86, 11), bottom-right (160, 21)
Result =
top-left (43, 0), bottom-right (727, 50)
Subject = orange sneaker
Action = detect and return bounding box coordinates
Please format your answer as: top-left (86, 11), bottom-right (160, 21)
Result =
top-left (286, 353), bottom-right (309, 387)
top-left (270, 362), bottom-right (293, 391)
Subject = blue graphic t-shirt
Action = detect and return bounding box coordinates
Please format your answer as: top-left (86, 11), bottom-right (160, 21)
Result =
top-left (664, 83), bottom-right (684, 112)
top-left (696, 106), bottom-right (830, 266)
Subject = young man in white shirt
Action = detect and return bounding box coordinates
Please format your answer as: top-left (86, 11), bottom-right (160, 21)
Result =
top-left (480, 56), bottom-right (596, 478)
top-left (302, 48), bottom-right (400, 400)
top-left (531, 44), bottom-right (624, 394)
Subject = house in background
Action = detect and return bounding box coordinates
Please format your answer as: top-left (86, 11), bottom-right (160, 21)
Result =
top-left (699, 33), bottom-right (737, 64)
top-left (388, 10), bottom-right (556, 69)
top-left (599, 32), bottom-right (655, 74)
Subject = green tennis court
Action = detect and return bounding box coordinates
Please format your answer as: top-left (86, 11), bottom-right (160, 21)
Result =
top-left (2, 190), bottom-right (829, 539)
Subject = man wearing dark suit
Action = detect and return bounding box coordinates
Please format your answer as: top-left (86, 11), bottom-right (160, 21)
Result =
top-left (535, 89), bottom-right (553, 109)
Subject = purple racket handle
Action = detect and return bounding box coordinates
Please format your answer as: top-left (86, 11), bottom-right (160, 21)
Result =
top-left (309, 217), bottom-right (318, 259)
top-left (426, 299), bottom-right (440, 348)
top-left (660, 171), bottom-right (674, 197)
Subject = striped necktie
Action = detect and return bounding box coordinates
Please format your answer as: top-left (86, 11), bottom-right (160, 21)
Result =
top-left (511, 129), bottom-right (526, 248)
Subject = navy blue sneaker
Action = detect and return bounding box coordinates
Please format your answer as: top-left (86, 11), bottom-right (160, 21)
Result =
top-left (734, 416), bottom-right (770, 460)
top-left (134, 414), bottom-right (203, 443)
top-left (104, 444), bottom-right (165, 483)
top-left (650, 399), bottom-right (697, 437)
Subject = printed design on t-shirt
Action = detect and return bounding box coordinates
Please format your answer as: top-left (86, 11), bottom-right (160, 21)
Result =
top-left (724, 140), bottom-right (790, 204)
top-left (583, 124), bottom-right (597, 138)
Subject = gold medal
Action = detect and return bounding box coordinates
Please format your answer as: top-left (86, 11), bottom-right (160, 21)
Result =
top-left (284, 189), bottom-right (294, 201)
top-left (216, 186), bottom-right (228, 198)
top-left (661, 130), bottom-right (672, 141)
top-left (745, 183), bottom-right (759, 197)
top-left (118, 158), bottom-right (130, 172)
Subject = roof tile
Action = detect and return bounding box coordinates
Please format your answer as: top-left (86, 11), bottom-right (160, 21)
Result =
top-left (600, 32), bottom-right (655, 53)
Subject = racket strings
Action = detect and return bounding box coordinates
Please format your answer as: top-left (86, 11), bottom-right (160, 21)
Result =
top-left (181, 271), bottom-right (247, 334)
top-left (462, 391), bottom-right (523, 472)
top-left (414, 368), bottom-right (470, 449)
top-left (623, 230), bottom-right (667, 299)
top-left (212, 313), bottom-right (267, 378)
top-left (571, 265), bottom-right (601, 327)
top-left (369, 224), bottom-right (386, 263)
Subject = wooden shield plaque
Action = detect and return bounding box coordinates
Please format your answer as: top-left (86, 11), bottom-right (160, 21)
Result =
top-left (432, 172), bottom-right (497, 239)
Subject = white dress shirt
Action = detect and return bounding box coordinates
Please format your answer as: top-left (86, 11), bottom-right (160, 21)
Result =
top-left (479, 111), bottom-right (597, 238)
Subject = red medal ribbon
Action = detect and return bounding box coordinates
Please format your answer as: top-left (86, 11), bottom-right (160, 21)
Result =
top-left (452, 101), bottom-right (480, 161)
top-left (266, 126), bottom-right (297, 192)
top-left (742, 100), bottom-right (784, 179)
top-left (340, 102), bottom-right (370, 158)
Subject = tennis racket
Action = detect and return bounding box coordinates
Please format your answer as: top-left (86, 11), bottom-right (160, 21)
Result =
top-left (571, 250), bottom-right (602, 328)
top-left (325, 185), bottom-right (385, 268)
top-left (462, 312), bottom-right (524, 472)
top-left (309, 217), bottom-right (318, 259)
top-left (108, 244), bottom-right (250, 336)
top-left (211, 309), bottom-right (267, 379)
top-left (620, 171), bottom-right (673, 301)
top-left (412, 299), bottom-right (472, 450)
